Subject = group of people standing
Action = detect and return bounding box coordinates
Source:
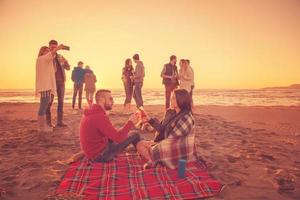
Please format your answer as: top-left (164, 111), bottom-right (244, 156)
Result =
top-left (122, 54), bottom-right (194, 113)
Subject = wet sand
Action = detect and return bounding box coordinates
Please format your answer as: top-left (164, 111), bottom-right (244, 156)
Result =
top-left (0, 103), bottom-right (299, 199)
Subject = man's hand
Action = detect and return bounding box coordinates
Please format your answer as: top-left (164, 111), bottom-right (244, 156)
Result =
top-left (129, 113), bottom-right (139, 125)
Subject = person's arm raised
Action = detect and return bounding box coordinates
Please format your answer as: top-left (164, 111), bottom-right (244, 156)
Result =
top-left (50, 44), bottom-right (64, 56)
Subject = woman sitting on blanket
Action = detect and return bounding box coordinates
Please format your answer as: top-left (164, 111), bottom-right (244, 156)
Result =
top-left (137, 89), bottom-right (195, 169)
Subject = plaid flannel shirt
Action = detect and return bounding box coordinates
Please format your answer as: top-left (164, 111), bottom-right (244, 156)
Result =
top-left (150, 112), bottom-right (195, 169)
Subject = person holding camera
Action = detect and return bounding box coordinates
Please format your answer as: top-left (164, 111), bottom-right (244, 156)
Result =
top-left (35, 44), bottom-right (65, 132)
top-left (46, 39), bottom-right (70, 127)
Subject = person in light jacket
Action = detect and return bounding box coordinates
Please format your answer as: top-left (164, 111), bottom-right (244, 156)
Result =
top-left (178, 59), bottom-right (193, 93)
top-left (84, 65), bottom-right (97, 107)
top-left (132, 54), bottom-right (145, 109)
top-left (35, 44), bottom-right (64, 132)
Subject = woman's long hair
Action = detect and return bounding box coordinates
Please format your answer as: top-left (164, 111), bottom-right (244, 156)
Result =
top-left (38, 46), bottom-right (49, 57)
top-left (125, 58), bottom-right (133, 68)
top-left (174, 89), bottom-right (192, 113)
top-left (123, 58), bottom-right (133, 74)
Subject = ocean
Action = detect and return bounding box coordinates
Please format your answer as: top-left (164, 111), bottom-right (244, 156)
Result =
top-left (0, 88), bottom-right (299, 106)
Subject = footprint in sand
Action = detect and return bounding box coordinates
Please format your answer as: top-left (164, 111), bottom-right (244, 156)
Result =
top-left (260, 154), bottom-right (275, 161)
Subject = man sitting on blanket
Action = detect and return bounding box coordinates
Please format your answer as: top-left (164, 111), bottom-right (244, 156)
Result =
top-left (79, 89), bottom-right (141, 162)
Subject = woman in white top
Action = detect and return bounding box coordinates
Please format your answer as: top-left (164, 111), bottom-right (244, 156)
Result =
top-left (178, 59), bottom-right (193, 93)
top-left (35, 44), bottom-right (63, 132)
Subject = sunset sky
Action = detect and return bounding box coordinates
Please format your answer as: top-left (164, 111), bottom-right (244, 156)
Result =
top-left (0, 0), bottom-right (299, 90)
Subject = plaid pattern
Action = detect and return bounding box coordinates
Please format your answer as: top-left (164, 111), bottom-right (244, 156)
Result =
top-left (151, 113), bottom-right (195, 169)
top-left (56, 153), bottom-right (222, 200)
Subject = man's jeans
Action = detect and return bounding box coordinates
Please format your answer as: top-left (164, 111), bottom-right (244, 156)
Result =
top-left (165, 84), bottom-right (177, 109)
top-left (133, 82), bottom-right (144, 108)
top-left (46, 81), bottom-right (65, 125)
top-left (94, 134), bottom-right (141, 162)
top-left (72, 83), bottom-right (83, 109)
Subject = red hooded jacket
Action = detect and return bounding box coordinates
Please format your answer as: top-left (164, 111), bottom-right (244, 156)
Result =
top-left (80, 104), bottom-right (134, 160)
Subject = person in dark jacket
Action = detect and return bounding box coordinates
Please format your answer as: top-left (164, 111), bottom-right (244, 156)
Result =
top-left (122, 58), bottom-right (134, 113)
top-left (161, 55), bottom-right (179, 109)
top-left (71, 61), bottom-right (86, 109)
top-left (47, 39), bottom-right (71, 127)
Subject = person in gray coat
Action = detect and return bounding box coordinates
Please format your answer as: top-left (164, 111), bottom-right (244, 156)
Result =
top-left (132, 54), bottom-right (145, 109)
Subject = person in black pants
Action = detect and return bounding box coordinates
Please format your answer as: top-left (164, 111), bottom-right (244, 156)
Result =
top-left (71, 61), bottom-right (85, 109)
top-left (46, 39), bottom-right (70, 127)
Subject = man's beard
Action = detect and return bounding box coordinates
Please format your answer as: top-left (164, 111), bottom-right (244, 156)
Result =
top-left (104, 103), bottom-right (112, 111)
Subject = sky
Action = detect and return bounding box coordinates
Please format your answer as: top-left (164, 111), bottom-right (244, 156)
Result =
top-left (0, 0), bottom-right (299, 90)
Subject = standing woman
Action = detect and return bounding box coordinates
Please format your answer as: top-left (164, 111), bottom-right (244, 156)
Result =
top-left (122, 58), bottom-right (134, 113)
top-left (178, 59), bottom-right (193, 93)
top-left (35, 44), bottom-right (63, 132)
top-left (84, 65), bottom-right (97, 107)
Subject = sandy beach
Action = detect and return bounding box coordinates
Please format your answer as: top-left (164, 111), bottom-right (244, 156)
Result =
top-left (0, 103), bottom-right (299, 199)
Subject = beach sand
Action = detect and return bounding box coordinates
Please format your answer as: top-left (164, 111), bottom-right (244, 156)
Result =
top-left (0, 103), bottom-right (299, 199)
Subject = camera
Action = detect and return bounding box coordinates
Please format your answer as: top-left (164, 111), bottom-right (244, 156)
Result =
top-left (62, 45), bottom-right (70, 50)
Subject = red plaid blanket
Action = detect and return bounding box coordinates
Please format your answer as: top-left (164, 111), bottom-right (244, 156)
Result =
top-left (56, 153), bottom-right (222, 199)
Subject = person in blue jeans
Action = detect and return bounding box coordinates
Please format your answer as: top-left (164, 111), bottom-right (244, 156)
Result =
top-left (132, 54), bottom-right (145, 109)
top-left (71, 61), bottom-right (86, 109)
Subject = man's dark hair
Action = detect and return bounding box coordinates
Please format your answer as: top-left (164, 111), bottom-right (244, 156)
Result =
top-left (49, 40), bottom-right (58, 45)
top-left (78, 61), bottom-right (83, 65)
top-left (95, 89), bottom-right (111, 102)
top-left (170, 55), bottom-right (177, 61)
top-left (174, 89), bottom-right (192, 112)
top-left (186, 59), bottom-right (190, 64)
top-left (133, 54), bottom-right (140, 60)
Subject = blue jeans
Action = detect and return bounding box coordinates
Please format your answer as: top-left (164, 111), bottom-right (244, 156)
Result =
top-left (38, 95), bottom-right (50, 116)
top-left (94, 134), bottom-right (140, 162)
top-left (46, 81), bottom-right (65, 124)
top-left (133, 82), bottom-right (143, 108)
top-left (72, 83), bottom-right (83, 109)
top-left (123, 81), bottom-right (133, 105)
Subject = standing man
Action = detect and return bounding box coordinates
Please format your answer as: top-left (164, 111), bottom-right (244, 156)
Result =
top-left (71, 61), bottom-right (85, 109)
top-left (46, 39), bottom-right (70, 127)
top-left (161, 55), bottom-right (179, 109)
top-left (132, 54), bottom-right (145, 109)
